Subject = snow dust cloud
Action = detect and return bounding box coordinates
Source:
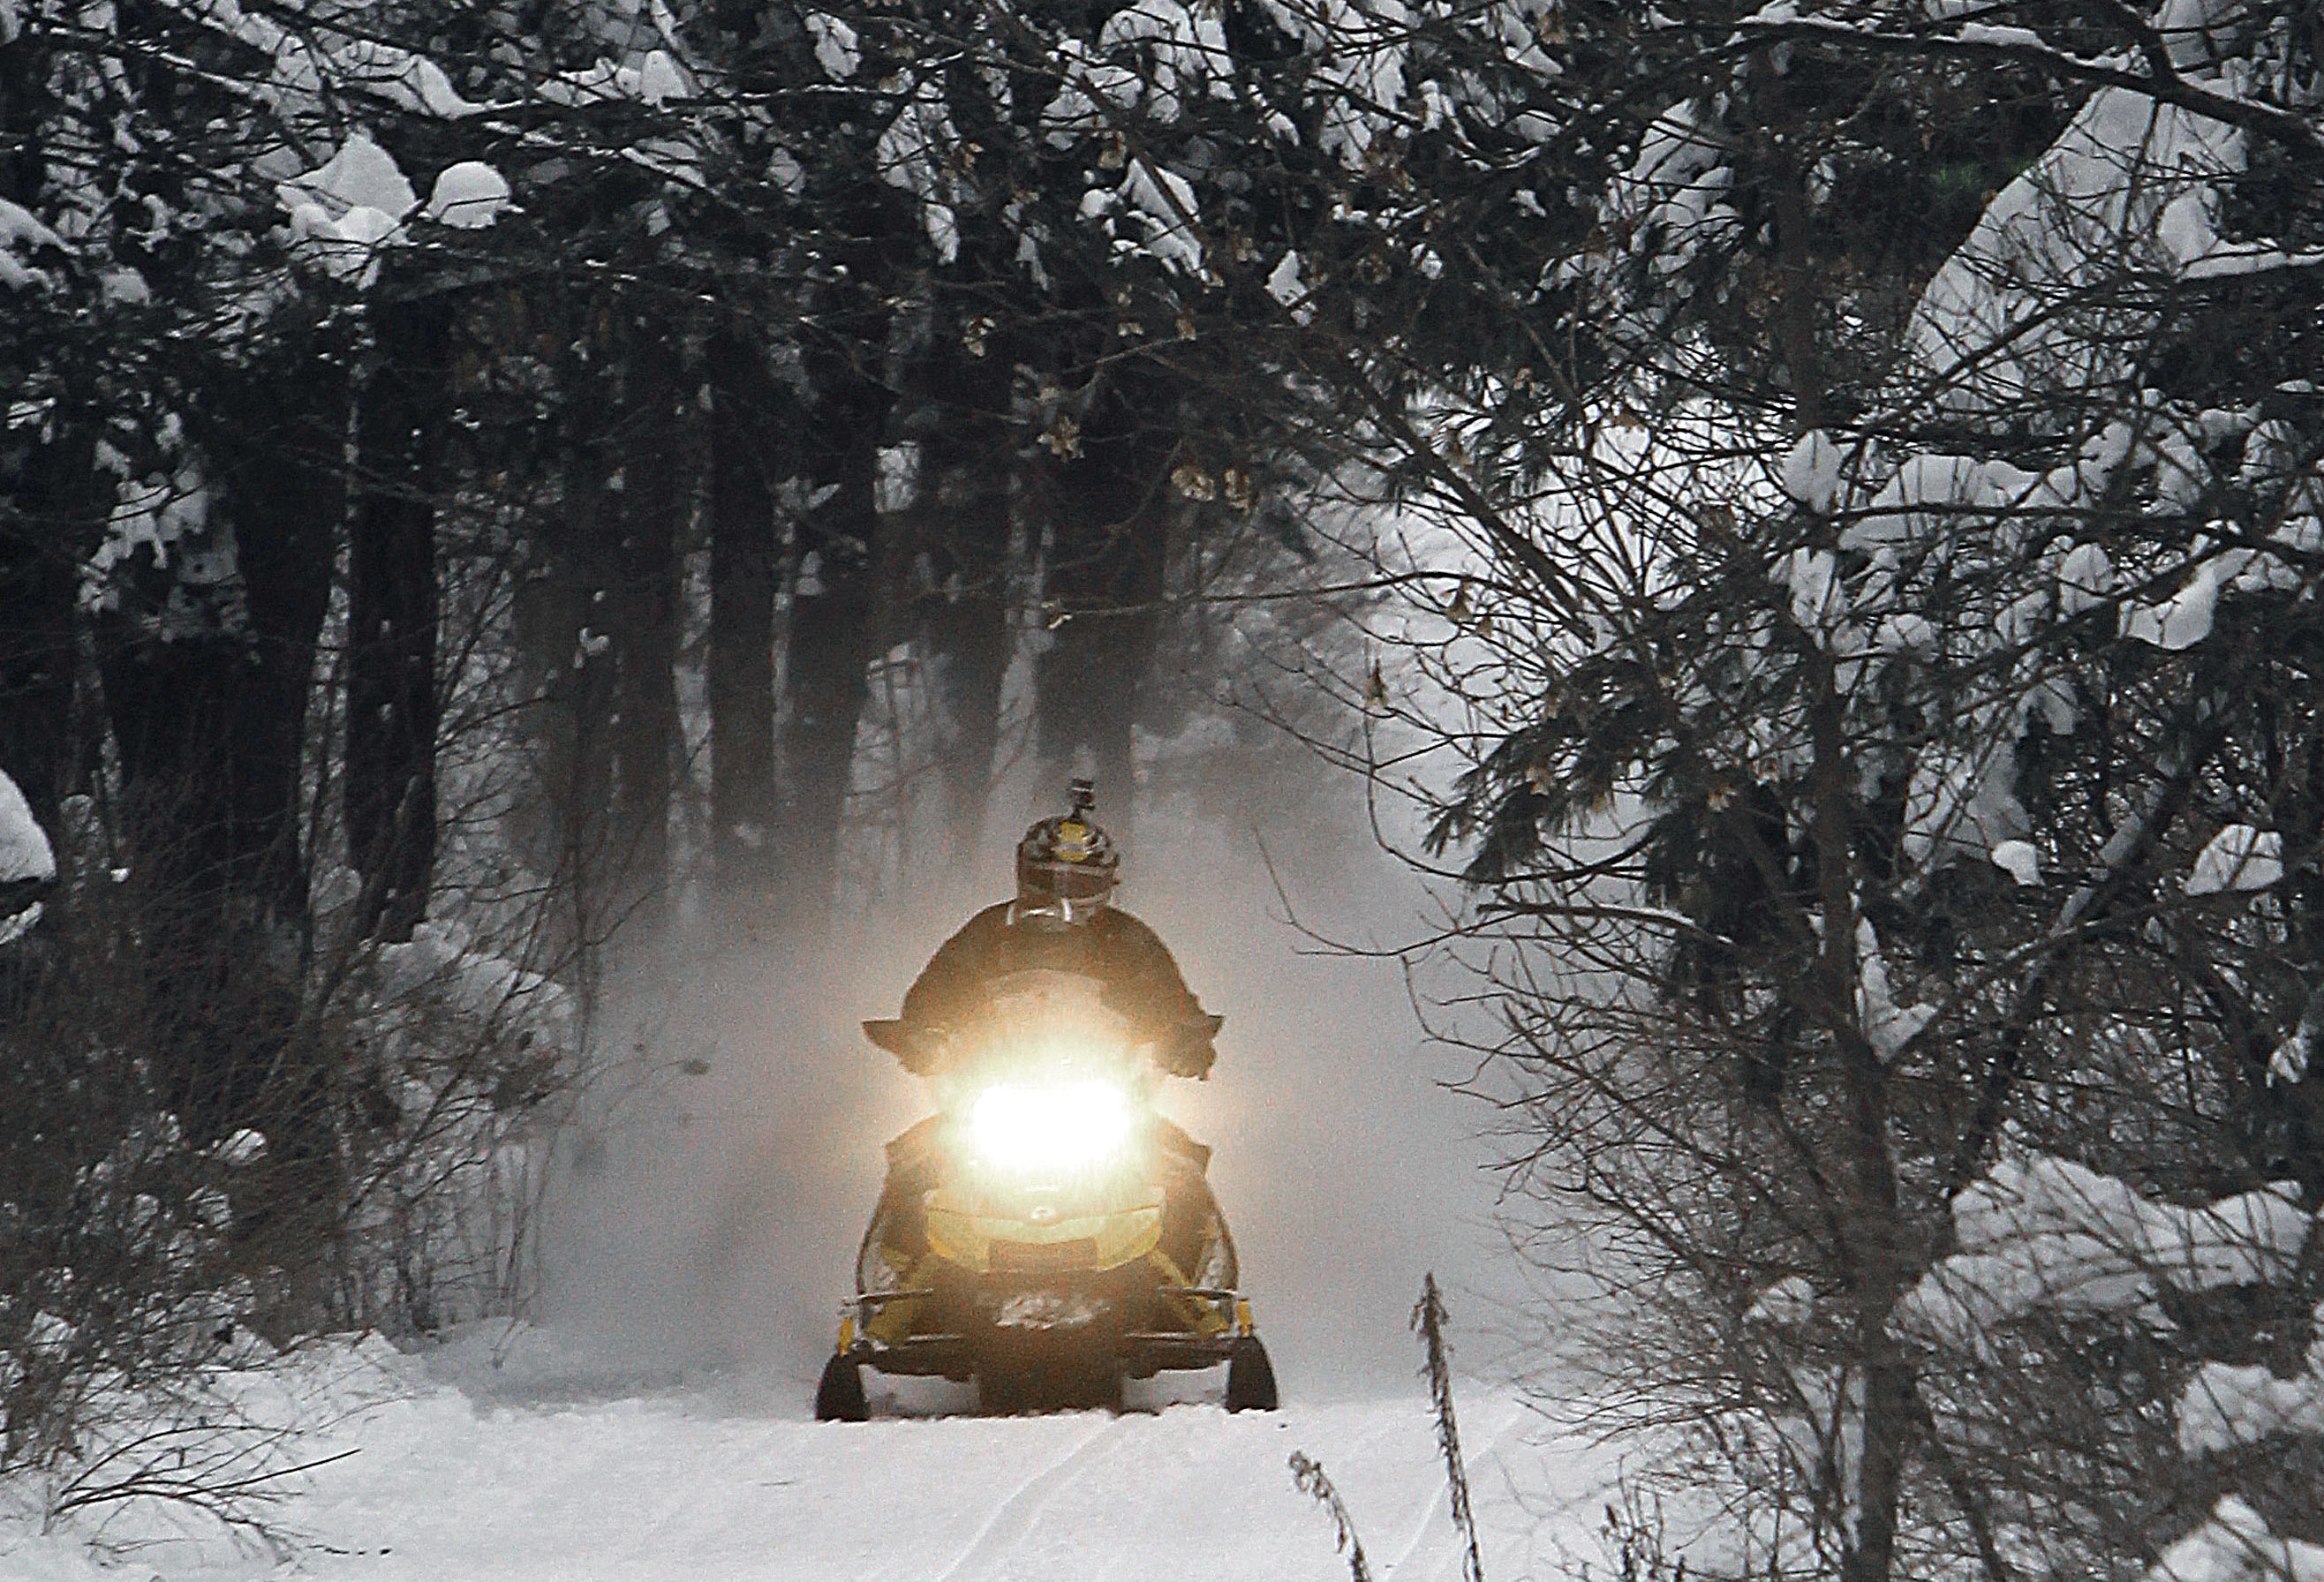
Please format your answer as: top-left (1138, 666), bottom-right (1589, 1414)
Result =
top-left (532, 775), bottom-right (1542, 1406)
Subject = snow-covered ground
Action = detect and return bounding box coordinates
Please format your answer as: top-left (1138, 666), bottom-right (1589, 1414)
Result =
top-left (3, 1325), bottom-right (1624, 1581)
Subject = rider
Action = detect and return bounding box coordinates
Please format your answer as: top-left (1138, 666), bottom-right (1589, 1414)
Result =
top-left (862, 780), bottom-right (1223, 1292)
top-left (879, 780), bottom-right (1221, 1080)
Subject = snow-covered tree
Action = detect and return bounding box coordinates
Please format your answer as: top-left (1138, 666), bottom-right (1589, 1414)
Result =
top-left (1244, 3), bottom-right (2324, 1578)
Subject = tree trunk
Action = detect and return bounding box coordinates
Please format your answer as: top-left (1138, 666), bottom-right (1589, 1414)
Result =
top-left (92, 350), bottom-right (343, 1266)
top-left (347, 294), bottom-right (449, 944)
top-left (223, 365), bottom-right (343, 932)
top-left (1808, 656), bottom-right (1913, 1582)
top-left (603, 339), bottom-right (685, 935)
top-left (511, 448), bottom-right (617, 984)
top-left (0, 425), bottom-right (102, 832)
top-left (1032, 415), bottom-right (1171, 845)
top-left (100, 358), bottom-right (342, 927)
top-left (919, 457), bottom-right (1013, 870)
top-left (773, 359), bottom-right (892, 937)
top-left (210, 358), bottom-right (346, 1306)
top-left (706, 331), bottom-right (783, 906)
top-left (912, 339), bottom-right (1015, 874)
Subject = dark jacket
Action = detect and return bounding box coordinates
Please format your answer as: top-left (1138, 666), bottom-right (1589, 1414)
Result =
top-left (896, 901), bottom-right (1219, 1077)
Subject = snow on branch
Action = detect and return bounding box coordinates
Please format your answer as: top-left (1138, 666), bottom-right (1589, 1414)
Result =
top-left (806, 12), bottom-right (860, 79)
top-left (422, 163), bottom-right (513, 230)
top-left (1903, 1153), bottom-right (2324, 1574)
top-left (2147, 1495), bottom-right (2324, 1582)
top-left (2179, 1345), bottom-right (2324, 1458)
top-left (276, 132), bottom-right (415, 282)
top-left (1852, 916), bottom-right (1935, 1062)
top-left (1906, 88), bottom-right (2258, 417)
top-left (877, 77), bottom-right (965, 263)
top-left (0, 770), bottom-right (54, 888)
top-left (535, 49), bottom-right (690, 109)
top-left (2184, 825), bottom-right (2284, 897)
top-left (1252, 0), bottom-right (1410, 167)
top-left (1728, 12), bottom-right (2323, 154)
top-left (1119, 160), bottom-right (1204, 275)
top-left (1893, 1156), bottom-right (2310, 1352)
top-left (373, 920), bottom-right (575, 1047)
top-left (165, 0), bottom-right (482, 119)
top-left (0, 196), bottom-right (68, 291)
top-left (0, 769), bottom-right (49, 950)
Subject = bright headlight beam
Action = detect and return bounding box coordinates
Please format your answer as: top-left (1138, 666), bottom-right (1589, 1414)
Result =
top-left (970, 1080), bottom-right (1134, 1173)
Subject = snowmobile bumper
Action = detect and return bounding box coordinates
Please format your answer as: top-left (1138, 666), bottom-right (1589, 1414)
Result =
top-left (839, 1290), bottom-right (970, 1377)
top-left (840, 1284), bottom-right (1256, 1378)
top-left (1118, 1285), bottom-right (1253, 1377)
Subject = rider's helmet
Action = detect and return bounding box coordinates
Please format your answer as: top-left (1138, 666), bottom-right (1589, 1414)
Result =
top-left (1013, 779), bottom-right (1120, 927)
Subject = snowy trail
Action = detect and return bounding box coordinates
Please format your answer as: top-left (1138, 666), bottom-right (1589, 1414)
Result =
top-left (5, 1329), bottom-right (1624, 1582)
top-left (1382, 1395), bottom-right (1534, 1582)
top-left (929, 1411), bottom-right (1127, 1582)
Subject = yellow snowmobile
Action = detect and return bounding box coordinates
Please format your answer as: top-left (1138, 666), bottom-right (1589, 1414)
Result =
top-left (814, 970), bottom-right (1277, 1418)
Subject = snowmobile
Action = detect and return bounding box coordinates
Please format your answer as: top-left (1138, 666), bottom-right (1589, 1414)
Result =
top-left (815, 969), bottom-right (1278, 1419)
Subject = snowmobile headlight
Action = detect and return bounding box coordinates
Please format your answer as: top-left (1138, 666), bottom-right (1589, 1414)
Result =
top-left (969, 1079), bottom-right (1135, 1174)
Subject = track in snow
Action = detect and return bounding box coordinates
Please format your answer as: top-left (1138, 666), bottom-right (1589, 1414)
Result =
top-left (931, 1411), bottom-right (1127, 1582)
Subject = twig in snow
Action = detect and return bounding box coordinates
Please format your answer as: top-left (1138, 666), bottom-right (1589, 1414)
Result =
top-left (1288, 1450), bottom-right (1375, 1582)
top-left (1415, 1271), bottom-right (1485, 1582)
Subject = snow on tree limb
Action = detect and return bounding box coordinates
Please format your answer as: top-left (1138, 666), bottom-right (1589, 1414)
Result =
top-left (0, 197), bottom-right (68, 291)
top-left (0, 769), bottom-right (51, 948)
top-left (1893, 1156), bottom-right (2310, 1352)
top-left (1733, 12), bottom-right (2324, 154)
top-left (2185, 825), bottom-right (2285, 897)
top-left (423, 163), bottom-right (513, 230)
top-left (2147, 1496), bottom-right (2324, 1582)
top-left (2178, 1349), bottom-right (2324, 1458)
top-left (0, 770), bottom-right (55, 886)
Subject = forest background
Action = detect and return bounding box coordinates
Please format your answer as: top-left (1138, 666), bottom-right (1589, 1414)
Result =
top-left (6, 0), bottom-right (2324, 1578)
